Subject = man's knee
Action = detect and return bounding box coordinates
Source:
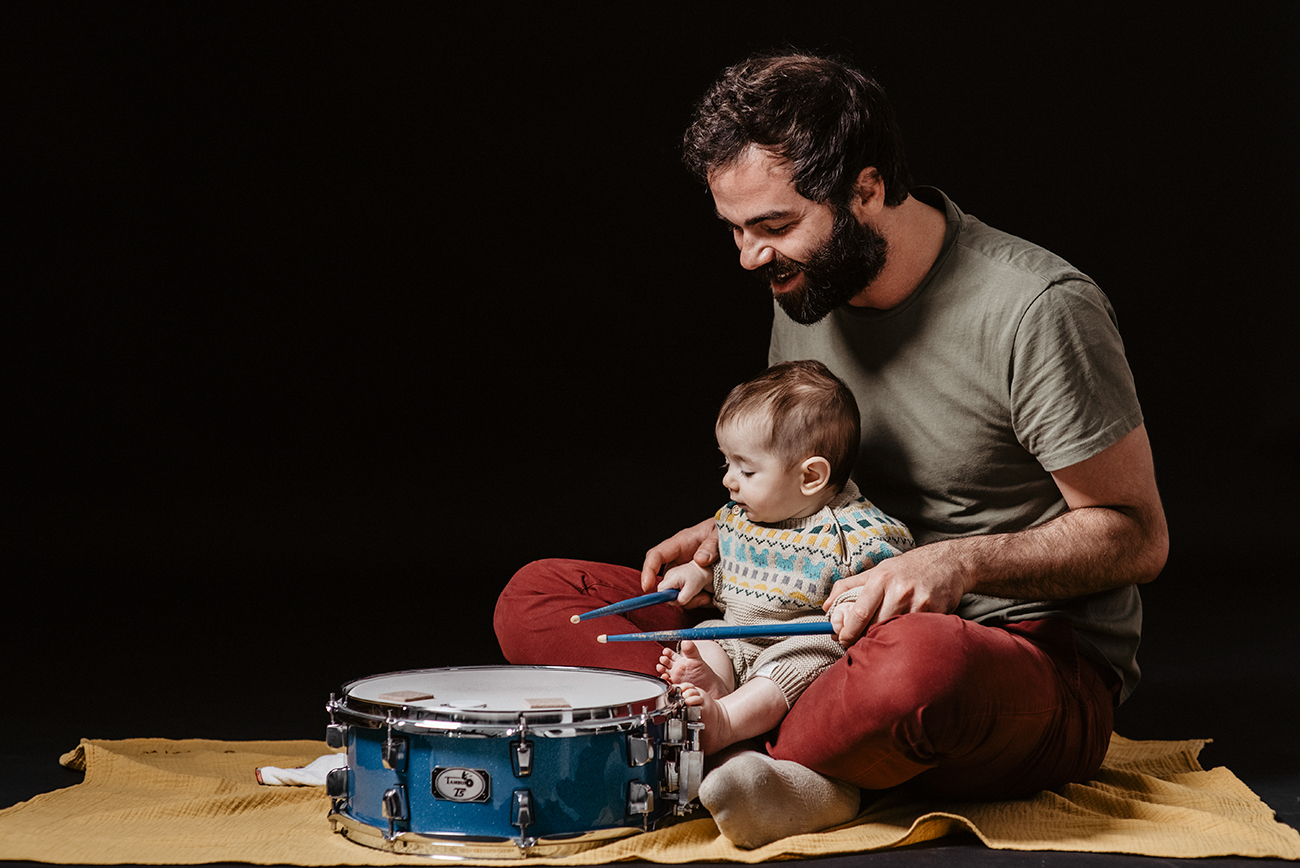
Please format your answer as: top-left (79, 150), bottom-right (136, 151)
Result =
top-left (830, 615), bottom-right (989, 749)
top-left (493, 558), bottom-right (690, 674)
top-left (501, 558), bottom-right (584, 596)
top-left (493, 559), bottom-right (585, 663)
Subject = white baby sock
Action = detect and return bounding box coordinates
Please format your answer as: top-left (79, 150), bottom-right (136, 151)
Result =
top-left (698, 750), bottom-right (861, 849)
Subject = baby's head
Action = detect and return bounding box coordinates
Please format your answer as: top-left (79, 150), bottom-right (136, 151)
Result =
top-left (715, 360), bottom-right (861, 523)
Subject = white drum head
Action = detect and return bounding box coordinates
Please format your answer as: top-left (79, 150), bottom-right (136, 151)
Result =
top-left (335, 666), bottom-right (669, 729)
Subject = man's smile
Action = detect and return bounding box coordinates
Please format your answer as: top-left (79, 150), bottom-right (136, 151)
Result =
top-left (761, 255), bottom-right (807, 294)
top-left (770, 269), bottom-right (804, 294)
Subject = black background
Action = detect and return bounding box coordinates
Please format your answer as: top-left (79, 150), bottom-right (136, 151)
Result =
top-left (6, 0), bottom-right (1298, 830)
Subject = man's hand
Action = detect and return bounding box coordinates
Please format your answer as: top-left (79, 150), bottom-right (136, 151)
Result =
top-left (641, 518), bottom-right (719, 593)
top-left (825, 544), bottom-right (969, 647)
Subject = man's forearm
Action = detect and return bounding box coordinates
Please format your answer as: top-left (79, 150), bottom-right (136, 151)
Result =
top-left (940, 504), bottom-right (1168, 602)
top-left (829, 426), bottom-right (1169, 643)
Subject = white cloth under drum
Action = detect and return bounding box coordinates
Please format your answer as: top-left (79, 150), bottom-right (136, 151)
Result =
top-left (254, 752), bottom-right (345, 786)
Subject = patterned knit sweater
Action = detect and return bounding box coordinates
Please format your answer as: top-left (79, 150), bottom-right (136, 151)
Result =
top-left (712, 480), bottom-right (916, 627)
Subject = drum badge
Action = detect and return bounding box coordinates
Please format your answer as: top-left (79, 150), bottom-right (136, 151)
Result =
top-left (432, 767), bottom-right (491, 803)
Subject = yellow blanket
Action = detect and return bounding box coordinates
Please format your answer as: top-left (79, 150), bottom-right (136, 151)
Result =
top-left (0, 735), bottom-right (1296, 864)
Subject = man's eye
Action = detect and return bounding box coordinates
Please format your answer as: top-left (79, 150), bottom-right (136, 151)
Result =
top-left (766, 223), bottom-right (792, 235)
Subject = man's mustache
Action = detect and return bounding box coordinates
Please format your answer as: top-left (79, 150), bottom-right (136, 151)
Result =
top-left (759, 254), bottom-right (806, 285)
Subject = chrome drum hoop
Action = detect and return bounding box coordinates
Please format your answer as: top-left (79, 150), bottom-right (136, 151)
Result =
top-left (327, 665), bottom-right (675, 736)
top-left (328, 809), bottom-right (640, 860)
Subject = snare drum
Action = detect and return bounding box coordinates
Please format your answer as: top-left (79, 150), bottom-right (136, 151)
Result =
top-left (324, 666), bottom-right (703, 858)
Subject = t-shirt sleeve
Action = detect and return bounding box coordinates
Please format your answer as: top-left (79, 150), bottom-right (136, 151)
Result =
top-left (1010, 280), bottom-right (1144, 472)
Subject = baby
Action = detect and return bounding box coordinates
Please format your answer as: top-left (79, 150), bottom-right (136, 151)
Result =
top-left (656, 360), bottom-right (914, 754)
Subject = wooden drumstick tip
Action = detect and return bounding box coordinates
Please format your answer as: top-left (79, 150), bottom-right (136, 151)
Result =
top-left (570, 614), bottom-right (581, 623)
top-left (596, 634), bottom-right (608, 643)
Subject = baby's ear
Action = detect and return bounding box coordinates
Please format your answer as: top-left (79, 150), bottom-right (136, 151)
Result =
top-left (799, 457), bottom-right (832, 496)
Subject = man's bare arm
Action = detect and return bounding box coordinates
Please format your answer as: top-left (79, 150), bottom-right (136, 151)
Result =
top-left (829, 424), bottom-right (1169, 646)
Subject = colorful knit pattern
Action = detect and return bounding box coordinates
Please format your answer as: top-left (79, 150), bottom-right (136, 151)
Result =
top-left (712, 481), bottom-right (915, 622)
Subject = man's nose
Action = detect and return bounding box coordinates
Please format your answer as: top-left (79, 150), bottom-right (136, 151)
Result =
top-left (737, 231), bottom-right (774, 271)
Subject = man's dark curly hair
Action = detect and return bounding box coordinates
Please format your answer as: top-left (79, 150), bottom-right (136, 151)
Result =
top-left (682, 52), bottom-right (912, 208)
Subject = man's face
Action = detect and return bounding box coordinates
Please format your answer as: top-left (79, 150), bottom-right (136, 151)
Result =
top-left (710, 147), bottom-right (887, 324)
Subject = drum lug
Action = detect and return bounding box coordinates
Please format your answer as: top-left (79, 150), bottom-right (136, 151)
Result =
top-left (382, 785), bottom-right (409, 822)
top-left (627, 735), bottom-right (654, 767)
top-left (511, 788), bottom-right (534, 831)
top-left (325, 766), bottom-right (351, 800)
top-left (382, 733), bottom-right (408, 772)
top-left (382, 784), bottom-right (409, 842)
top-left (325, 723), bottom-right (349, 750)
top-left (511, 739), bottom-right (534, 777)
top-left (627, 781), bottom-right (655, 817)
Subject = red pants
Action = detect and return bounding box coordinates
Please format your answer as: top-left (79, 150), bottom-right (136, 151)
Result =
top-left (495, 558), bottom-right (1117, 798)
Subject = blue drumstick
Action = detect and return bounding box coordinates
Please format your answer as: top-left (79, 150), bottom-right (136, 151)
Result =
top-left (570, 589), bottom-right (681, 623)
top-left (596, 622), bottom-right (835, 643)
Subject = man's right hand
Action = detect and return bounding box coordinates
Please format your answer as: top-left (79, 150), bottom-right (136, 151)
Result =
top-left (640, 518), bottom-right (719, 594)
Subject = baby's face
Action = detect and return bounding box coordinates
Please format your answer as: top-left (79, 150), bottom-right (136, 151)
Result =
top-left (716, 420), bottom-right (811, 523)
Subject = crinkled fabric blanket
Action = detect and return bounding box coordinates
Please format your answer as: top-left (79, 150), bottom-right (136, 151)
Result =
top-left (0, 734), bottom-right (1296, 864)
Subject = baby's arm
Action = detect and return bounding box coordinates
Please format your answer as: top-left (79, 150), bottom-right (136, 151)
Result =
top-left (657, 560), bottom-right (714, 607)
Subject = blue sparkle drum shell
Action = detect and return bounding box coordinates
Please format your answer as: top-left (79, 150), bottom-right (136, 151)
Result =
top-left (325, 666), bottom-right (685, 858)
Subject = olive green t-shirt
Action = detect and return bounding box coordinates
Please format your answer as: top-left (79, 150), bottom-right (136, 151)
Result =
top-left (769, 187), bottom-right (1145, 702)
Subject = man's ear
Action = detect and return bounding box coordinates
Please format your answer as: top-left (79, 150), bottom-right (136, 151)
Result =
top-left (851, 166), bottom-right (885, 220)
top-left (799, 457), bottom-right (832, 496)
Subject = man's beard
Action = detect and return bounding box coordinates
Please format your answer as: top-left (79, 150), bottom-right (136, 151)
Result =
top-left (759, 208), bottom-right (889, 325)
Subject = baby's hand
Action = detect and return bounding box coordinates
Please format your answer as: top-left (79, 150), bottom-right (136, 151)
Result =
top-left (826, 587), bottom-right (862, 646)
top-left (658, 561), bottom-right (714, 608)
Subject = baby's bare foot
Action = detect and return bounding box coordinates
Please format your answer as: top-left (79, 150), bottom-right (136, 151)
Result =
top-left (660, 641), bottom-right (730, 699)
top-left (655, 646), bottom-right (678, 684)
top-left (678, 683), bottom-right (735, 754)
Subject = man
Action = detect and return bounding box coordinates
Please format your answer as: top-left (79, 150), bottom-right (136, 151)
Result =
top-left (495, 52), bottom-right (1168, 848)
